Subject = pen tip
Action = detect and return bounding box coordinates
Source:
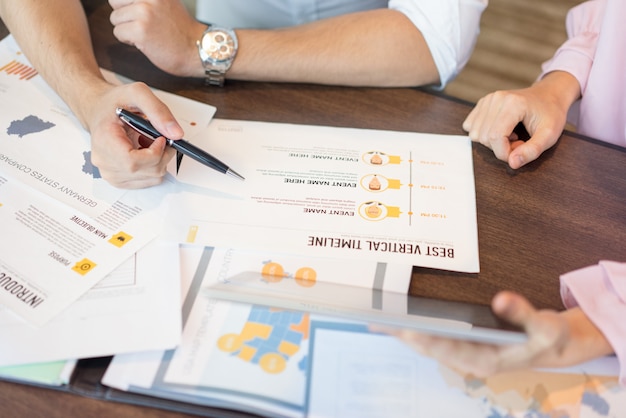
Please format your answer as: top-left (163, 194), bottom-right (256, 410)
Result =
top-left (228, 169), bottom-right (245, 181)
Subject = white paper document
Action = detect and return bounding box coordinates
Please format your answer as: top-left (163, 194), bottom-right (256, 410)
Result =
top-left (0, 36), bottom-right (214, 218)
top-left (170, 119), bottom-right (479, 272)
top-left (0, 240), bottom-right (181, 367)
top-left (0, 35), bottom-right (215, 326)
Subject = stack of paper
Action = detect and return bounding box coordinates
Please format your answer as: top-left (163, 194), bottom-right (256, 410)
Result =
top-left (0, 360), bottom-right (76, 387)
top-left (102, 246), bottom-right (625, 418)
top-left (103, 245), bottom-right (413, 417)
top-left (0, 35), bottom-right (214, 372)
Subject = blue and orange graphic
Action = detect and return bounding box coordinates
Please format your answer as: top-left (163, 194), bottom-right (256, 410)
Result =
top-left (217, 306), bottom-right (309, 374)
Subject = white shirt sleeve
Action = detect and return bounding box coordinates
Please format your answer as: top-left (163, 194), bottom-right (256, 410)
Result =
top-left (389, 0), bottom-right (488, 88)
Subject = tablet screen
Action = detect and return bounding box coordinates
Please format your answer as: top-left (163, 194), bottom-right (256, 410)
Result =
top-left (205, 271), bottom-right (526, 345)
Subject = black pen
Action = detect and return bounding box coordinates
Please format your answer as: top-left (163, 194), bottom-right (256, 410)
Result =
top-left (116, 107), bottom-right (244, 180)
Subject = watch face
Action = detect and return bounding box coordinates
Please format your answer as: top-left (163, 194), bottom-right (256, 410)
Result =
top-left (201, 29), bottom-right (237, 63)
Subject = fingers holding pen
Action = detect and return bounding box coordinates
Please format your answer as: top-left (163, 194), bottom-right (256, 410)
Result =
top-left (82, 81), bottom-right (182, 188)
top-left (119, 83), bottom-right (184, 141)
top-left (91, 114), bottom-right (172, 189)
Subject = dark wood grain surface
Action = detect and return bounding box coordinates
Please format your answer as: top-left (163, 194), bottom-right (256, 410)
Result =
top-left (1, 1), bottom-right (625, 416)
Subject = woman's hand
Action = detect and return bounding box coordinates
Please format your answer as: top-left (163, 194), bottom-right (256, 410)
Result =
top-left (372, 291), bottom-right (613, 377)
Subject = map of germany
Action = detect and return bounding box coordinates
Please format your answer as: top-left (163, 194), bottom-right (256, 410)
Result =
top-left (4, 114), bottom-right (101, 179)
top-left (82, 151), bottom-right (101, 179)
top-left (7, 115), bottom-right (54, 138)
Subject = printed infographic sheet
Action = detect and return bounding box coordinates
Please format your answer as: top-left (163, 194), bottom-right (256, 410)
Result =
top-left (0, 35), bottom-right (214, 326)
top-left (172, 119), bottom-right (480, 272)
top-left (103, 245), bottom-right (412, 418)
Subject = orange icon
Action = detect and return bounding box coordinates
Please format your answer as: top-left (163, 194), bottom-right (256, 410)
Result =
top-left (261, 262), bottom-right (285, 282)
top-left (368, 175), bottom-right (381, 190)
top-left (294, 267), bottom-right (317, 287)
top-left (72, 258), bottom-right (96, 276)
top-left (108, 231), bottom-right (133, 248)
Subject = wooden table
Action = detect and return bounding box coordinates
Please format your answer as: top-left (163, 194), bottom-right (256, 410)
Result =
top-left (1, 1), bottom-right (625, 416)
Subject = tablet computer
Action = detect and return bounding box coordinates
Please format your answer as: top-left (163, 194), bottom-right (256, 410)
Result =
top-left (205, 272), bottom-right (526, 345)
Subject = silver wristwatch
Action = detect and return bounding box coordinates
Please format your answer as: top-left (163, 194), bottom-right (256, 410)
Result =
top-left (197, 25), bottom-right (238, 87)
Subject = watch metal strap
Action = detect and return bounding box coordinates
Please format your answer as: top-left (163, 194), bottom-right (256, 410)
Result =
top-left (204, 68), bottom-right (225, 87)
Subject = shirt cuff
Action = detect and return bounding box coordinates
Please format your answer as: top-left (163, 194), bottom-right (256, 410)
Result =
top-left (539, 33), bottom-right (597, 94)
top-left (560, 261), bottom-right (626, 385)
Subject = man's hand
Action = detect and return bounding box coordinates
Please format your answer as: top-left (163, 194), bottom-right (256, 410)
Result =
top-left (109, 0), bottom-right (206, 77)
top-left (83, 81), bottom-right (183, 188)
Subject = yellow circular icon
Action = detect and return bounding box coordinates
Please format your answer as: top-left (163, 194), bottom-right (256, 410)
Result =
top-left (261, 262), bottom-right (285, 282)
top-left (294, 267), bottom-right (317, 287)
top-left (217, 333), bottom-right (243, 353)
top-left (259, 353), bottom-right (287, 374)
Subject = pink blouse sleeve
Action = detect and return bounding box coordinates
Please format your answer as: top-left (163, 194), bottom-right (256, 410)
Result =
top-left (539, 0), bottom-right (605, 93)
top-left (560, 261), bottom-right (626, 385)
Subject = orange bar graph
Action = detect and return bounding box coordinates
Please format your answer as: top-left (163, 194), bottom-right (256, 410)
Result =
top-left (0, 60), bottom-right (38, 80)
